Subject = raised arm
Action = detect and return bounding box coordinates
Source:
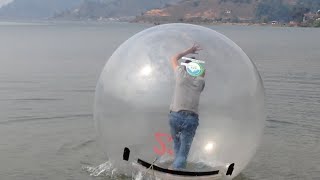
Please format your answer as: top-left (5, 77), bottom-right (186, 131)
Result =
top-left (170, 44), bottom-right (202, 70)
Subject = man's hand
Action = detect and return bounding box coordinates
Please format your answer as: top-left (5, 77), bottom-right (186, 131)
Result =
top-left (185, 44), bottom-right (202, 55)
top-left (170, 44), bottom-right (202, 70)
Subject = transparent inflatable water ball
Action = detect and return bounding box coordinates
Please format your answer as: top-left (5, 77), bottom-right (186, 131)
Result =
top-left (94, 23), bottom-right (265, 179)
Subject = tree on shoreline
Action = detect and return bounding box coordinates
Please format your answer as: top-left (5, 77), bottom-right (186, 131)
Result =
top-left (255, 0), bottom-right (291, 22)
top-left (255, 0), bottom-right (320, 24)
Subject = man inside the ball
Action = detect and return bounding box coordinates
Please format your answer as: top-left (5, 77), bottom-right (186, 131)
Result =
top-left (169, 44), bottom-right (205, 170)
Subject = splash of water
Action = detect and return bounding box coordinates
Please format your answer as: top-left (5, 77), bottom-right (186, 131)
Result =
top-left (83, 160), bottom-right (163, 180)
top-left (83, 161), bottom-right (117, 177)
top-left (83, 158), bottom-right (227, 180)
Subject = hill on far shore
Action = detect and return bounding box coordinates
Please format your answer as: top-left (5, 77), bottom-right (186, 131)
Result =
top-left (135, 0), bottom-right (320, 24)
top-left (137, 0), bottom-right (259, 23)
top-left (53, 0), bottom-right (181, 20)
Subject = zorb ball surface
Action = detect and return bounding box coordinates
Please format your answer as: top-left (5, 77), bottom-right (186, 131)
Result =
top-left (94, 23), bottom-right (265, 178)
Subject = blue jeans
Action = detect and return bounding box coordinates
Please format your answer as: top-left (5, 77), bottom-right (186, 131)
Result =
top-left (169, 111), bottom-right (199, 169)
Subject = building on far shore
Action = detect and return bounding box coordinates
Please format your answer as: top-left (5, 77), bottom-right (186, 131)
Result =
top-left (224, 10), bottom-right (231, 14)
top-left (301, 11), bottom-right (320, 27)
top-left (289, 21), bottom-right (299, 27)
top-left (304, 11), bottom-right (320, 22)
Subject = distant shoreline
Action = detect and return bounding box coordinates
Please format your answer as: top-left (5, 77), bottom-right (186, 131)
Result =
top-left (0, 19), bottom-right (316, 28)
top-left (130, 19), bottom-right (310, 28)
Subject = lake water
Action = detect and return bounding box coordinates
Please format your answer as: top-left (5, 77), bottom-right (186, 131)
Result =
top-left (0, 22), bottom-right (319, 180)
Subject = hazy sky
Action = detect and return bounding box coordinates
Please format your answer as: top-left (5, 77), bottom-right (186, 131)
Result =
top-left (0, 0), bottom-right (13, 8)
